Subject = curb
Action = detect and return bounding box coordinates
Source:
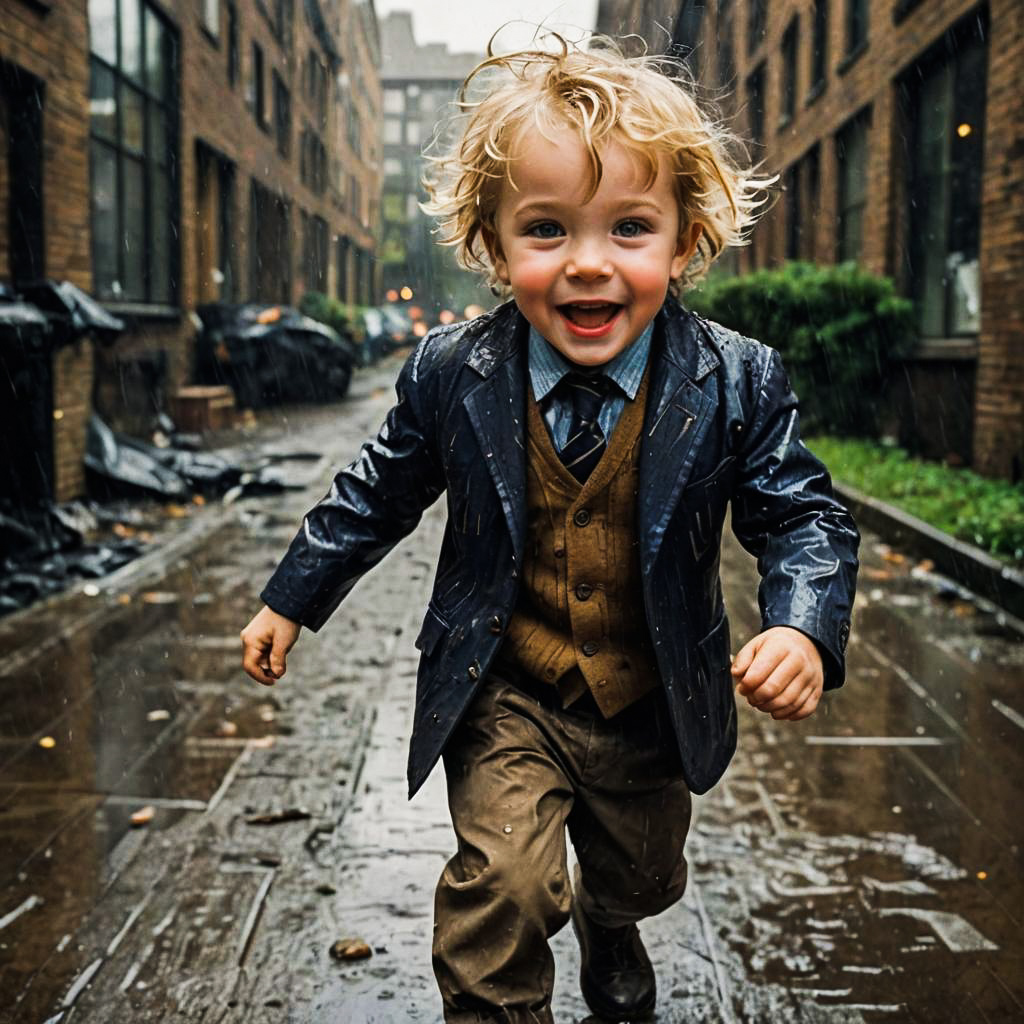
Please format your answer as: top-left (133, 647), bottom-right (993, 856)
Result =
top-left (834, 482), bottom-right (1024, 622)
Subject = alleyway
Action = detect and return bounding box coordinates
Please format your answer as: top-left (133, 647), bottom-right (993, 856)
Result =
top-left (1, 358), bottom-right (1022, 1023)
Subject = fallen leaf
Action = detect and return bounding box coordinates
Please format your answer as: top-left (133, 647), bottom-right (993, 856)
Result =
top-left (330, 938), bottom-right (372, 961)
top-left (112, 522), bottom-right (136, 538)
top-left (246, 807), bottom-right (312, 825)
top-left (863, 567), bottom-right (893, 581)
top-left (147, 709), bottom-right (171, 722)
top-left (131, 806), bottom-right (155, 826)
top-left (141, 591), bottom-right (179, 605)
top-left (164, 504), bottom-right (189, 519)
top-left (192, 494), bottom-right (206, 506)
top-left (916, 559), bottom-right (935, 572)
top-left (215, 720), bottom-right (238, 737)
top-left (881, 551), bottom-right (907, 565)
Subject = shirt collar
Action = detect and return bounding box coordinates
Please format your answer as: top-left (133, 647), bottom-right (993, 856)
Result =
top-left (528, 320), bottom-right (654, 402)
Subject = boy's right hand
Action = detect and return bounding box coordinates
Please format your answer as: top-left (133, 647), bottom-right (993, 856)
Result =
top-left (240, 605), bottom-right (301, 686)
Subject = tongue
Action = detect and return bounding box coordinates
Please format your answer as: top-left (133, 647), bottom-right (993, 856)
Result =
top-left (565, 304), bottom-right (617, 328)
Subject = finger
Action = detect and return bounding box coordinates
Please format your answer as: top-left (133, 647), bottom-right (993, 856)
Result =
top-left (736, 644), bottom-right (789, 692)
top-left (242, 641), bottom-right (278, 686)
top-left (753, 674), bottom-right (808, 714)
top-left (269, 641), bottom-right (288, 680)
top-left (730, 636), bottom-right (760, 676)
top-left (775, 685), bottom-right (820, 720)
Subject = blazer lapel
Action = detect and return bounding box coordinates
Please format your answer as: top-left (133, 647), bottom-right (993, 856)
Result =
top-left (462, 310), bottom-right (528, 562)
top-left (638, 306), bottom-right (719, 573)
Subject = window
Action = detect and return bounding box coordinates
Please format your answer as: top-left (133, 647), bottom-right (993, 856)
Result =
top-left (785, 145), bottom-right (820, 261)
top-left (305, 50), bottom-right (328, 130)
top-left (195, 143), bottom-right (235, 302)
top-left (226, 2), bottom-right (238, 85)
top-left (251, 42), bottom-right (267, 128)
top-left (383, 118), bottom-right (402, 144)
top-left (299, 125), bottom-right (326, 194)
top-left (780, 17), bottom-right (798, 126)
top-left (406, 120), bottom-right (421, 146)
top-left (273, 70), bottom-right (290, 157)
top-left (249, 179), bottom-right (290, 302)
top-left (747, 0), bottom-right (766, 56)
top-left (336, 235), bottom-right (351, 301)
top-left (835, 109), bottom-right (869, 262)
top-left (383, 157), bottom-right (402, 177)
top-left (902, 23), bottom-right (986, 337)
top-left (845, 0), bottom-right (868, 57)
top-left (302, 212), bottom-right (328, 292)
top-left (383, 88), bottom-right (403, 114)
top-left (745, 63), bottom-right (765, 146)
top-left (809, 0), bottom-right (827, 94)
top-left (88, 0), bottom-right (178, 305)
top-left (201, 0), bottom-right (219, 39)
top-left (273, 0), bottom-right (293, 51)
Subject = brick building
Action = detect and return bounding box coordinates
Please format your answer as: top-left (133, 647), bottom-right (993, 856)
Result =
top-left (0, 0), bottom-right (382, 502)
top-left (597, 0), bottom-right (1024, 479)
top-left (378, 11), bottom-right (487, 320)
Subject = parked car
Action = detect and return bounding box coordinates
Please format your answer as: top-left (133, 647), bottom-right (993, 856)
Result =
top-left (194, 303), bottom-right (359, 407)
top-left (360, 304), bottom-right (418, 363)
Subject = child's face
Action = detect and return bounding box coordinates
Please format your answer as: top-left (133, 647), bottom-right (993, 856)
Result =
top-left (490, 131), bottom-right (700, 368)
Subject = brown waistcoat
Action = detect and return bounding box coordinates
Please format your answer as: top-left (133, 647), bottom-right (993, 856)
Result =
top-left (499, 371), bottom-right (660, 718)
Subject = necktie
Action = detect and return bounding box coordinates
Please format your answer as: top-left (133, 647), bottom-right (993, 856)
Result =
top-left (558, 372), bottom-right (611, 483)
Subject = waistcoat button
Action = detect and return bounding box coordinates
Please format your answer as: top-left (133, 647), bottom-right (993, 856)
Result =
top-left (581, 640), bottom-right (599, 657)
top-left (575, 583), bottom-right (593, 601)
top-left (573, 509), bottom-right (592, 527)
top-left (467, 660), bottom-right (481, 680)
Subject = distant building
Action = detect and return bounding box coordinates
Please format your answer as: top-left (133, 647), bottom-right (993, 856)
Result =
top-left (597, 0), bottom-right (1024, 480)
top-left (378, 11), bottom-right (488, 320)
top-left (0, 0), bottom-right (382, 501)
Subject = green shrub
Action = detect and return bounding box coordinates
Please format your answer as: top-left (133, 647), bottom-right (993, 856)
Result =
top-left (687, 262), bottom-right (917, 437)
top-left (299, 291), bottom-right (356, 344)
top-left (808, 436), bottom-right (1024, 563)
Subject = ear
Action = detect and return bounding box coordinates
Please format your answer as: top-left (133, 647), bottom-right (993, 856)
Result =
top-left (670, 222), bottom-right (703, 281)
top-left (482, 226), bottom-right (510, 285)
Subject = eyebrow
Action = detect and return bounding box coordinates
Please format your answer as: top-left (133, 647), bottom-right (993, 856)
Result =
top-left (511, 196), bottom-right (666, 219)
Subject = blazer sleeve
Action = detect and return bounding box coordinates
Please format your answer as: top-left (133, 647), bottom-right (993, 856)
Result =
top-left (259, 337), bottom-right (447, 631)
top-left (729, 347), bottom-right (860, 689)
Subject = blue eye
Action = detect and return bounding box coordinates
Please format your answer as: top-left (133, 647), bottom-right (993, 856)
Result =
top-left (527, 221), bottom-right (564, 239)
top-left (615, 219), bottom-right (650, 238)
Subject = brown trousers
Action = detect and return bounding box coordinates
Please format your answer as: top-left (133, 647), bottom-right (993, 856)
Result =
top-left (433, 671), bottom-right (692, 1024)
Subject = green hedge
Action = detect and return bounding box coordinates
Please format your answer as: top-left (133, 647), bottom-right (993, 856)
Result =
top-left (299, 292), bottom-right (357, 344)
top-left (808, 436), bottom-right (1024, 563)
top-left (687, 262), bottom-right (917, 437)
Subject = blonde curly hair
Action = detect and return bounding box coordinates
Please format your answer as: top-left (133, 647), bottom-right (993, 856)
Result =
top-left (422, 34), bottom-right (772, 294)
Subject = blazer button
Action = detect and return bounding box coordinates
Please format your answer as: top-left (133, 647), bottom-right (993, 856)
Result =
top-left (575, 583), bottom-right (593, 601)
top-left (581, 640), bottom-right (599, 657)
top-left (573, 508), bottom-right (592, 527)
top-left (467, 660), bottom-right (481, 680)
top-left (488, 615), bottom-right (504, 635)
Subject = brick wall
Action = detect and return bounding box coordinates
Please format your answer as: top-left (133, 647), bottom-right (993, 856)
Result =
top-left (599, 0), bottom-right (1023, 479)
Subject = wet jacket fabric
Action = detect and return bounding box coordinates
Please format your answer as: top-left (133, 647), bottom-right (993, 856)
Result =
top-left (260, 299), bottom-right (860, 798)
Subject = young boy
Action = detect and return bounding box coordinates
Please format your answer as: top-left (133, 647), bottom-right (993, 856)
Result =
top-left (241, 39), bottom-right (859, 1023)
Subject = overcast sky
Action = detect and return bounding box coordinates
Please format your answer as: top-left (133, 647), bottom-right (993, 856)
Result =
top-left (373, 1), bottom-right (599, 55)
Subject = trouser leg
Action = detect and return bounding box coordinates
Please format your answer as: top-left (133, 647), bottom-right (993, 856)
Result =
top-left (433, 679), bottom-right (574, 1024)
top-left (568, 696), bottom-right (692, 929)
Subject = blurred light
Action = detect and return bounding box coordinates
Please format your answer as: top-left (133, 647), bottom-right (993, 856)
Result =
top-left (53, 409), bottom-right (64, 421)
top-left (464, 304), bottom-right (486, 320)
top-left (257, 306), bottom-right (282, 324)
top-left (408, 305), bottom-right (423, 320)
top-left (439, 309), bottom-right (456, 325)
top-left (386, 288), bottom-right (399, 302)
top-left (957, 123), bottom-right (972, 138)
top-left (413, 321), bottom-right (428, 338)
top-left (39, 736), bottom-right (56, 749)
top-left (399, 286), bottom-right (414, 300)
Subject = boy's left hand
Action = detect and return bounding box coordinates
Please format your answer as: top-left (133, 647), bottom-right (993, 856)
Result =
top-left (731, 626), bottom-right (824, 721)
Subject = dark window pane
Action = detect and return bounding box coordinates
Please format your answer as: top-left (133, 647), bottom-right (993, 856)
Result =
top-left (88, 0), bottom-right (117, 65)
top-left (121, 83), bottom-right (145, 152)
top-left (90, 141), bottom-right (119, 298)
top-left (148, 106), bottom-right (168, 166)
top-left (121, 0), bottom-right (143, 83)
top-left (145, 7), bottom-right (167, 97)
top-left (122, 155), bottom-right (146, 299)
top-left (89, 62), bottom-right (117, 141)
top-left (150, 168), bottom-right (172, 302)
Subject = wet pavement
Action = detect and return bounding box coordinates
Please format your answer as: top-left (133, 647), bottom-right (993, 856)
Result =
top-left (1, 358), bottom-right (1022, 1023)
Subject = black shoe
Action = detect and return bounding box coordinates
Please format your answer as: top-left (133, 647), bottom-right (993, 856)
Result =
top-left (571, 900), bottom-right (656, 1021)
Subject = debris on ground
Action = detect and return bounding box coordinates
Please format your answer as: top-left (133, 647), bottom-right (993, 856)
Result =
top-left (245, 808), bottom-right (313, 826)
top-left (329, 938), bottom-right (373, 962)
top-left (130, 806), bottom-right (155, 827)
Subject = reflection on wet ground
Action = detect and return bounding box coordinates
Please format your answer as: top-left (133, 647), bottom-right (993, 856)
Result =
top-left (0, 364), bottom-right (1021, 1022)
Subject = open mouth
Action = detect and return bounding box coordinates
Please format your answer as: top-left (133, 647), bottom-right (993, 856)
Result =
top-left (557, 302), bottom-right (623, 329)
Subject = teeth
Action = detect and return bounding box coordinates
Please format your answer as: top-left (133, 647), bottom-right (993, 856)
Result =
top-left (562, 303), bottom-right (619, 328)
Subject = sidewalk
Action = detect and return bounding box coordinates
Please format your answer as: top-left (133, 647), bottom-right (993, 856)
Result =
top-left (1, 361), bottom-right (1021, 1022)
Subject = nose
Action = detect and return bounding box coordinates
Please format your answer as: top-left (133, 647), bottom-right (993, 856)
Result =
top-left (566, 236), bottom-right (612, 281)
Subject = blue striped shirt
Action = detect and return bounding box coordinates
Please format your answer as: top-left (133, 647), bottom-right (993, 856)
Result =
top-left (528, 322), bottom-right (654, 451)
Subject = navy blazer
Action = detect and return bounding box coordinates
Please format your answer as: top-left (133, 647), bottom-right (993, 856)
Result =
top-left (261, 299), bottom-right (859, 797)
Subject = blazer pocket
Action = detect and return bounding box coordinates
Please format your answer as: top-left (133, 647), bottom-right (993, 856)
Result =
top-left (697, 614), bottom-right (731, 683)
top-left (684, 455), bottom-right (736, 495)
top-left (414, 604), bottom-right (449, 657)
